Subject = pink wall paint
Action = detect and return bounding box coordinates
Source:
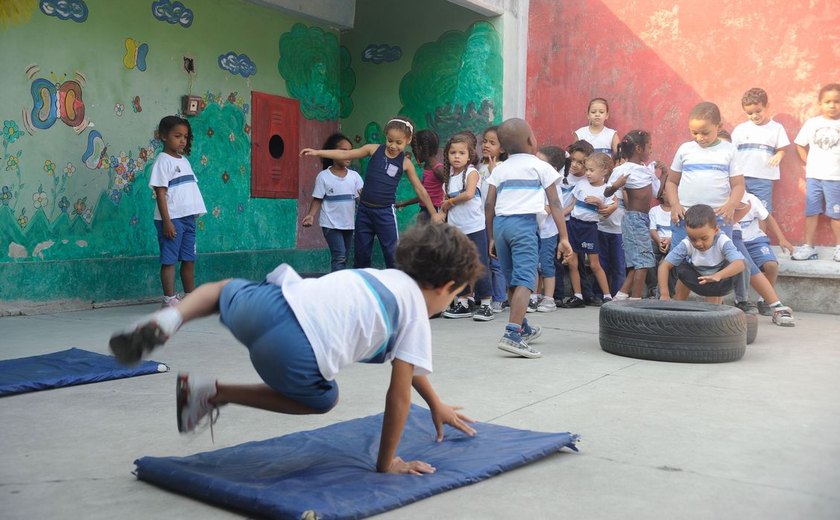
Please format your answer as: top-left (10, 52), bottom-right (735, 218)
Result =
top-left (527, 0), bottom-right (839, 245)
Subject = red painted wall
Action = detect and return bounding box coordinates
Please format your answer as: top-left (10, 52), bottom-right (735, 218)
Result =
top-left (527, 0), bottom-right (838, 245)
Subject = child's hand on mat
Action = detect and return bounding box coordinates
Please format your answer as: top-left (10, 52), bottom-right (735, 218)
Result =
top-left (301, 215), bottom-right (314, 227)
top-left (386, 456), bottom-right (436, 475)
top-left (670, 203), bottom-right (685, 224)
top-left (697, 274), bottom-right (721, 284)
top-left (163, 220), bottom-right (176, 239)
top-left (431, 403), bottom-right (476, 442)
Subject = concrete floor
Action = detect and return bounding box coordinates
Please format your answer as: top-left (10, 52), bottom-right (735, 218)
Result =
top-left (2, 303), bottom-right (839, 519)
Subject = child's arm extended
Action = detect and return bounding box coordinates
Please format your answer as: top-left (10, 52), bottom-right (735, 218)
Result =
top-left (404, 158), bottom-right (444, 223)
top-left (657, 259), bottom-right (675, 300)
top-left (378, 360), bottom-right (435, 474)
top-left (301, 198), bottom-right (322, 227)
top-left (300, 144), bottom-right (377, 161)
top-left (154, 187), bottom-right (176, 238)
top-left (764, 214), bottom-right (794, 254)
top-left (698, 259), bottom-right (744, 285)
top-left (412, 374), bottom-right (476, 442)
top-left (440, 170), bottom-right (478, 212)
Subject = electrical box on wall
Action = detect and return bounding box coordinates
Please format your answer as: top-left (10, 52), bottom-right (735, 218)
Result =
top-left (182, 95), bottom-right (203, 116)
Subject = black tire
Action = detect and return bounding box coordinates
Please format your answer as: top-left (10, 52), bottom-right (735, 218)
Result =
top-left (745, 313), bottom-right (758, 345)
top-left (599, 300), bottom-right (746, 363)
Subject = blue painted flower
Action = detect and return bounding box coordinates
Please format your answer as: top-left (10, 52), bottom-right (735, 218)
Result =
top-left (1, 186), bottom-right (12, 206)
top-left (3, 120), bottom-right (24, 144)
top-left (58, 196), bottom-right (69, 213)
top-left (130, 214), bottom-right (139, 226)
top-left (123, 182), bottom-right (133, 195)
top-left (110, 189), bottom-right (122, 205)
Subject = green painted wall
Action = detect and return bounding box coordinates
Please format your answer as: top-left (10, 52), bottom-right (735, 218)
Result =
top-left (0, 0), bottom-right (339, 308)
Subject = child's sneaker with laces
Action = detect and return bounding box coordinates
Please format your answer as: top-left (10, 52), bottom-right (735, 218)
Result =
top-left (443, 301), bottom-right (472, 318)
top-left (791, 244), bottom-right (818, 261)
top-left (561, 296), bottom-right (585, 308)
top-left (109, 308), bottom-right (181, 365)
top-left (537, 297), bottom-right (557, 312)
top-left (527, 298), bottom-right (539, 313)
top-left (771, 305), bottom-right (795, 327)
top-left (472, 304), bottom-right (495, 321)
top-left (490, 301), bottom-right (504, 313)
top-left (497, 329), bottom-right (542, 358)
top-left (177, 373), bottom-right (220, 435)
top-left (756, 301), bottom-right (772, 316)
top-left (521, 320), bottom-right (542, 342)
top-left (162, 295), bottom-right (181, 308)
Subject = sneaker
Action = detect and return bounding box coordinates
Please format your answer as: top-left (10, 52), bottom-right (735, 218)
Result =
top-left (537, 297), bottom-right (557, 312)
top-left (490, 301), bottom-right (504, 313)
top-left (521, 321), bottom-right (542, 342)
top-left (601, 296), bottom-right (613, 305)
top-left (791, 244), bottom-right (818, 261)
top-left (527, 298), bottom-right (539, 313)
top-left (443, 301), bottom-right (473, 319)
top-left (771, 305), bottom-right (795, 327)
top-left (756, 301), bottom-right (772, 316)
top-left (162, 295), bottom-right (181, 308)
top-left (613, 292), bottom-right (629, 301)
top-left (176, 373), bottom-right (220, 435)
top-left (735, 301), bottom-right (759, 315)
top-left (497, 330), bottom-right (542, 359)
top-left (585, 297), bottom-right (603, 307)
top-left (472, 304), bottom-right (495, 321)
top-left (561, 296), bottom-right (585, 308)
top-left (109, 317), bottom-right (170, 365)
top-left (834, 245), bottom-right (840, 262)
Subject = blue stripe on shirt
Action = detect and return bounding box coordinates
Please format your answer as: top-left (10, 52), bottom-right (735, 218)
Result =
top-left (322, 194), bottom-right (356, 201)
top-left (497, 179), bottom-right (542, 191)
top-left (353, 270), bottom-right (400, 364)
top-left (168, 174), bottom-right (196, 187)
top-left (737, 143), bottom-right (775, 155)
top-left (574, 200), bottom-right (599, 212)
top-left (682, 163), bottom-right (730, 173)
top-left (594, 147), bottom-right (612, 154)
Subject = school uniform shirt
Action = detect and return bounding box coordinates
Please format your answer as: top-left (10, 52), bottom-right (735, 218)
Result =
top-left (539, 181), bottom-right (562, 239)
top-left (571, 181), bottom-right (613, 223)
top-left (267, 264), bottom-right (432, 381)
top-left (560, 174), bottom-right (585, 218)
top-left (312, 168), bottom-right (363, 230)
top-left (149, 153), bottom-right (207, 220)
top-left (575, 126), bottom-right (617, 155)
top-left (648, 204), bottom-right (673, 238)
top-left (611, 161), bottom-right (656, 189)
top-left (665, 233), bottom-right (744, 276)
top-left (486, 153), bottom-right (560, 216)
top-left (597, 190), bottom-right (624, 235)
top-left (670, 140), bottom-right (742, 208)
top-left (732, 120), bottom-right (790, 180)
top-left (738, 192), bottom-right (770, 243)
top-left (477, 161), bottom-right (502, 207)
top-left (794, 116), bottom-right (840, 180)
top-left (445, 166), bottom-right (485, 235)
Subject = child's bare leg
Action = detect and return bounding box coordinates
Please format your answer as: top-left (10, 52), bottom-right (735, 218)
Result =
top-left (508, 285), bottom-right (531, 326)
top-left (832, 218), bottom-right (840, 244)
top-left (180, 261), bottom-right (195, 293)
top-left (618, 270), bottom-right (634, 295)
top-left (750, 272), bottom-right (781, 304)
top-left (803, 215), bottom-right (819, 245)
top-left (762, 262), bottom-right (779, 286)
top-left (542, 277), bottom-right (555, 298)
top-left (161, 264), bottom-right (176, 296)
top-left (588, 254), bottom-right (611, 296)
top-left (176, 279), bottom-right (232, 322)
top-left (704, 296), bottom-right (723, 304)
top-left (630, 268), bottom-right (648, 298)
top-left (214, 383), bottom-right (330, 415)
top-left (567, 255), bottom-right (582, 294)
top-left (674, 280), bottom-right (691, 300)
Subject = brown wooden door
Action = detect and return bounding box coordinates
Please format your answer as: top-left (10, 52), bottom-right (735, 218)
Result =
top-left (251, 91), bottom-right (300, 198)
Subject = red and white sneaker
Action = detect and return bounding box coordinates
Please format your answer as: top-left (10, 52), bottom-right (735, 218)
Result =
top-left (176, 373), bottom-right (220, 436)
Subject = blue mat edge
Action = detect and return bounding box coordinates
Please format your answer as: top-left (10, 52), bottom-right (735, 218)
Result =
top-left (0, 348), bottom-right (167, 397)
top-left (134, 405), bottom-right (580, 519)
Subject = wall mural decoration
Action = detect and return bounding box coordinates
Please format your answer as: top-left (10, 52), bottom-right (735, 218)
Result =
top-left (21, 66), bottom-right (89, 135)
top-left (218, 51), bottom-right (256, 78)
top-left (151, 0), bottom-right (192, 28)
top-left (278, 24), bottom-right (355, 121)
top-left (0, 0), bottom-right (37, 27)
top-left (398, 21), bottom-right (502, 140)
top-left (362, 44), bottom-right (402, 64)
top-left (39, 0), bottom-right (87, 23)
top-left (123, 38), bottom-right (149, 71)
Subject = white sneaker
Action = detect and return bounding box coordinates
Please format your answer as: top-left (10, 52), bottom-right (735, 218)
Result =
top-left (834, 245), bottom-right (840, 262)
top-left (109, 309), bottom-right (181, 365)
top-left (791, 245), bottom-right (817, 261)
top-left (490, 301), bottom-right (504, 313)
top-left (537, 297), bottom-right (557, 312)
top-left (771, 305), bottom-right (795, 327)
top-left (176, 373), bottom-right (220, 435)
top-left (162, 295), bottom-right (181, 307)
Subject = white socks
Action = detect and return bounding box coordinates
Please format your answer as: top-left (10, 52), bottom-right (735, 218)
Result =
top-left (153, 307), bottom-right (183, 337)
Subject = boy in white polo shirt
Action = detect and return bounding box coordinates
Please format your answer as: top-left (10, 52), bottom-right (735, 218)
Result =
top-left (732, 88), bottom-right (790, 213)
top-left (484, 118), bottom-right (572, 359)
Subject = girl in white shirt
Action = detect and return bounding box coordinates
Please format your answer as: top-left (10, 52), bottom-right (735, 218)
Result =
top-left (574, 97), bottom-right (620, 156)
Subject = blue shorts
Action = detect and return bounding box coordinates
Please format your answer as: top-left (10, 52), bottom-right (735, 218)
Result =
top-left (538, 234), bottom-right (558, 278)
top-left (621, 211), bottom-right (655, 269)
top-left (493, 214), bottom-right (538, 291)
top-left (805, 178), bottom-right (840, 219)
top-left (219, 279), bottom-right (338, 413)
top-left (155, 215), bottom-right (197, 265)
top-left (568, 217), bottom-right (599, 254)
top-left (745, 178), bottom-right (775, 213)
top-left (745, 236), bottom-right (778, 269)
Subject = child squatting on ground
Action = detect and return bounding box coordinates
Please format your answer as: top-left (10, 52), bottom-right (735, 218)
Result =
top-left (149, 116), bottom-right (207, 307)
top-left (109, 223), bottom-right (481, 475)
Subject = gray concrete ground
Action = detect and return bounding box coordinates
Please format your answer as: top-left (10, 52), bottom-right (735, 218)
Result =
top-left (2, 304), bottom-right (839, 519)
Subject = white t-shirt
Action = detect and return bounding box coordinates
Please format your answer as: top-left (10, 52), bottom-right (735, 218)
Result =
top-left (312, 168), bottom-right (363, 230)
top-left (611, 161), bottom-right (656, 189)
top-left (445, 166), bottom-right (485, 235)
top-left (571, 181), bottom-right (613, 223)
top-left (539, 181), bottom-right (562, 239)
top-left (597, 194), bottom-right (624, 234)
top-left (670, 140), bottom-right (742, 208)
top-left (267, 265), bottom-right (432, 381)
top-left (575, 126), bottom-right (616, 155)
top-left (148, 153), bottom-right (207, 220)
top-left (794, 116), bottom-right (840, 180)
top-left (487, 153), bottom-right (560, 217)
top-left (560, 174), bottom-right (585, 219)
top-left (477, 161), bottom-right (501, 207)
top-left (648, 204), bottom-right (673, 238)
top-left (665, 233), bottom-right (744, 275)
top-left (738, 192), bottom-right (770, 243)
top-left (732, 120), bottom-right (790, 180)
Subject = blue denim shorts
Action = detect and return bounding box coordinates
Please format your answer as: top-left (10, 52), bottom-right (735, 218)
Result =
top-left (538, 234), bottom-right (558, 277)
top-left (493, 214), bottom-right (538, 291)
top-left (621, 211), bottom-right (656, 269)
top-left (745, 236), bottom-right (778, 268)
top-left (219, 279), bottom-right (338, 413)
top-left (806, 178), bottom-right (840, 219)
top-left (155, 215), bottom-right (196, 265)
top-left (745, 178), bottom-right (775, 213)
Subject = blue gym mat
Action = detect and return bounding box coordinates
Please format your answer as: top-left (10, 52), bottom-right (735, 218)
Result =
top-left (135, 404), bottom-right (579, 519)
top-left (0, 348), bottom-right (168, 397)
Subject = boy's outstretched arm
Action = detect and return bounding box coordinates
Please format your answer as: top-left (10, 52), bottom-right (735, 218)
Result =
top-left (658, 260), bottom-right (675, 300)
top-left (412, 374), bottom-right (476, 442)
top-left (378, 359), bottom-right (435, 475)
top-left (765, 214), bottom-right (794, 254)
